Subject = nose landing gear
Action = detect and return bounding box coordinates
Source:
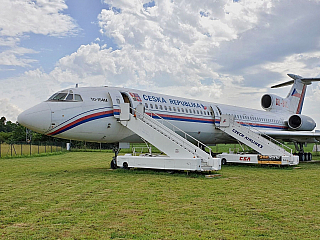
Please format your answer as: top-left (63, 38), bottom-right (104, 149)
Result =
top-left (110, 144), bottom-right (120, 169)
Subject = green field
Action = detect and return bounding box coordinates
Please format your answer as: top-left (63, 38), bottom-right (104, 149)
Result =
top-left (1, 152), bottom-right (320, 239)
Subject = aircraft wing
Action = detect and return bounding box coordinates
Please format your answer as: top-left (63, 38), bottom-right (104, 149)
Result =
top-left (259, 130), bottom-right (320, 143)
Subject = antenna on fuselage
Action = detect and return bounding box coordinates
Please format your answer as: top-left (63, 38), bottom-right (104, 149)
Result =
top-left (75, 83), bottom-right (78, 88)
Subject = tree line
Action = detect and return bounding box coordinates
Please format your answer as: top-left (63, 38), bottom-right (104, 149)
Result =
top-left (0, 116), bottom-right (57, 144)
top-left (0, 116), bottom-right (114, 149)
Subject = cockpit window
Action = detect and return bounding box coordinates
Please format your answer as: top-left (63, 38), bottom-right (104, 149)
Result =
top-left (66, 94), bottom-right (73, 101)
top-left (75, 94), bottom-right (83, 101)
top-left (50, 93), bottom-right (68, 100)
top-left (47, 90), bottom-right (83, 102)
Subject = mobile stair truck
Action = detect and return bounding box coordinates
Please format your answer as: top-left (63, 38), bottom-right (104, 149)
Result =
top-left (215, 114), bottom-right (299, 166)
top-left (115, 102), bottom-right (221, 172)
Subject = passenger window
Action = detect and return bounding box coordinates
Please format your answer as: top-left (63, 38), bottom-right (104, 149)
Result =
top-left (193, 109), bottom-right (196, 114)
top-left (168, 106), bottom-right (172, 111)
top-left (155, 104), bottom-right (158, 109)
top-left (164, 106), bottom-right (167, 110)
top-left (145, 103), bottom-right (148, 109)
top-left (177, 107), bottom-right (180, 112)
top-left (181, 108), bottom-right (184, 113)
top-left (159, 105), bottom-right (163, 110)
top-left (173, 107), bottom-right (176, 111)
top-left (200, 110), bottom-right (203, 115)
top-left (189, 109), bottom-right (192, 113)
top-left (150, 104), bottom-right (153, 109)
top-left (197, 110), bottom-right (199, 114)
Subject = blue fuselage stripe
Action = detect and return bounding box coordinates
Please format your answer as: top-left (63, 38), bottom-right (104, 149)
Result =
top-left (50, 110), bottom-right (286, 136)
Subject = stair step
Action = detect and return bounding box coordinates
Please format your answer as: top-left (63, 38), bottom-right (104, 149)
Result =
top-left (218, 114), bottom-right (292, 156)
top-left (120, 108), bottom-right (214, 161)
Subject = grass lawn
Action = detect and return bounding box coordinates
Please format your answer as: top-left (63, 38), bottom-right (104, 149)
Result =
top-left (1, 152), bottom-right (320, 239)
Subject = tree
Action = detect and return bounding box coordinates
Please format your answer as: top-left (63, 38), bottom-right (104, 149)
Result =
top-left (0, 132), bottom-right (11, 143)
top-left (0, 116), bottom-right (67, 144)
top-left (0, 116), bottom-right (6, 132)
top-left (10, 123), bottom-right (26, 143)
top-left (4, 121), bottom-right (15, 133)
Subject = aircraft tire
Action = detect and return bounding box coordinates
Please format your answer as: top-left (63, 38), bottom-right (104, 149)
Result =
top-left (304, 152), bottom-right (309, 161)
top-left (299, 153), bottom-right (304, 162)
top-left (221, 158), bottom-right (227, 165)
top-left (309, 152), bottom-right (312, 161)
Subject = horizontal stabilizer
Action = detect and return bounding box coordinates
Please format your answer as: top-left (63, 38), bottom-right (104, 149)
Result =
top-left (300, 78), bottom-right (320, 85)
top-left (271, 80), bottom-right (294, 89)
top-left (271, 73), bottom-right (320, 88)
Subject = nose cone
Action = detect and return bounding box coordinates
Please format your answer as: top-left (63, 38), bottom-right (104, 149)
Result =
top-left (18, 102), bottom-right (51, 134)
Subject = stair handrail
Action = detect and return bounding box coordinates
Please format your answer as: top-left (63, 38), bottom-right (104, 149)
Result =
top-left (228, 116), bottom-right (293, 155)
top-left (131, 106), bottom-right (213, 159)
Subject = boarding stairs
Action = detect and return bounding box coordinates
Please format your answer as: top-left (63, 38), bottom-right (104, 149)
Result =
top-left (216, 114), bottom-right (297, 164)
top-left (117, 103), bottom-right (220, 171)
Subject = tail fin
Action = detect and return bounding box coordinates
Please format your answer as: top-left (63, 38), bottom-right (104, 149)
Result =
top-left (271, 74), bottom-right (320, 114)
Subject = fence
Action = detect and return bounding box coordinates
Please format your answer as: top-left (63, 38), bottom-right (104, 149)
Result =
top-left (0, 142), bottom-right (65, 158)
top-left (1, 141), bottom-right (319, 158)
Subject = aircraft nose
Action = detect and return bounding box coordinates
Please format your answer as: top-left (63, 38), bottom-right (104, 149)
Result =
top-left (18, 102), bottom-right (52, 134)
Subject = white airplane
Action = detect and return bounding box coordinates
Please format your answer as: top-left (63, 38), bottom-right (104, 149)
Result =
top-left (18, 74), bottom-right (320, 163)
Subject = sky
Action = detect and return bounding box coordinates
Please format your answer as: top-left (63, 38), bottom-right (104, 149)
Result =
top-left (1, 0), bottom-right (320, 125)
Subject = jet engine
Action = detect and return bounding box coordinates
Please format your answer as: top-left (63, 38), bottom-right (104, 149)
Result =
top-left (261, 94), bottom-right (288, 111)
top-left (288, 114), bottom-right (316, 131)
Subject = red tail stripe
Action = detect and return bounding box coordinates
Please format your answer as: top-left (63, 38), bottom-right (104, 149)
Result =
top-left (296, 85), bottom-right (306, 114)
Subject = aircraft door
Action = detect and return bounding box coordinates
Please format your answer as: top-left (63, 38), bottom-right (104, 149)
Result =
top-left (210, 105), bottom-right (221, 127)
top-left (122, 92), bottom-right (143, 109)
top-left (108, 90), bottom-right (124, 119)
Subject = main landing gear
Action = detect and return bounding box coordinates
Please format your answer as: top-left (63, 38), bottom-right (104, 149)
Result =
top-left (110, 144), bottom-right (120, 169)
top-left (294, 142), bottom-right (312, 162)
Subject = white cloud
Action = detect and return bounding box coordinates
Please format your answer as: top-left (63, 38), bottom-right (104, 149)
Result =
top-left (263, 52), bottom-right (320, 79)
top-left (0, 0), bottom-right (77, 37)
top-left (0, 47), bottom-right (37, 67)
top-left (93, 0), bottom-right (277, 97)
top-left (0, 0), bottom-right (78, 67)
top-left (2, 0), bottom-right (320, 125)
top-left (0, 68), bottom-right (64, 121)
top-left (0, 99), bottom-right (22, 122)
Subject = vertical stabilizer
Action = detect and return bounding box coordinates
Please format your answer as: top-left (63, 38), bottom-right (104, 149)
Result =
top-left (286, 78), bottom-right (307, 114)
top-left (271, 74), bottom-right (320, 114)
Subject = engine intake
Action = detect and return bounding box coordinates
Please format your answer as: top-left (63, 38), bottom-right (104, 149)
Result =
top-left (288, 114), bottom-right (316, 131)
top-left (261, 94), bottom-right (272, 109)
top-left (261, 94), bottom-right (288, 112)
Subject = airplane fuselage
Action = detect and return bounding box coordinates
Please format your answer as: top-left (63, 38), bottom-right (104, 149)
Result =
top-left (18, 86), bottom-right (291, 145)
